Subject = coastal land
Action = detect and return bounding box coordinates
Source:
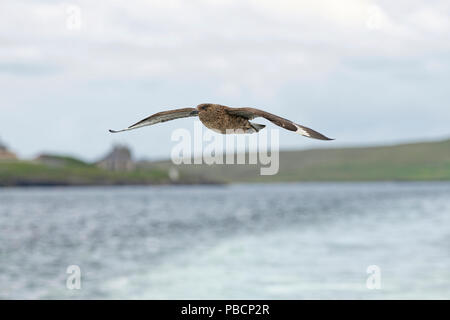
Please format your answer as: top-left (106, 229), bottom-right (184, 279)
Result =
top-left (1, 138), bottom-right (449, 187)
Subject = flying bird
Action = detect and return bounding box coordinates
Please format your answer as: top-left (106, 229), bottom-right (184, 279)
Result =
top-left (109, 103), bottom-right (333, 140)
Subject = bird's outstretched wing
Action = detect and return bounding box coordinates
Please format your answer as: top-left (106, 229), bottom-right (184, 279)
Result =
top-left (226, 107), bottom-right (333, 140)
top-left (109, 108), bottom-right (199, 133)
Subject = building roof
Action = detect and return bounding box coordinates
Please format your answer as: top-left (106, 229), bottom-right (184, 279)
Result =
top-left (0, 138), bottom-right (17, 160)
top-left (97, 145), bottom-right (135, 171)
top-left (0, 138), bottom-right (9, 151)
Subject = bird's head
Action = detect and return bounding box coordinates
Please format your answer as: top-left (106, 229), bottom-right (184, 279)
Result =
top-left (197, 103), bottom-right (212, 111)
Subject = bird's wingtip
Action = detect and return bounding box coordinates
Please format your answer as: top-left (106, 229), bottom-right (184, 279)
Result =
top-left (109, 127), bottom-right (133, 133)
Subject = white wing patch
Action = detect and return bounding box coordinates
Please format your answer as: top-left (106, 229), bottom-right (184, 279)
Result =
top-left (294, 124), bottom-right (311, 137)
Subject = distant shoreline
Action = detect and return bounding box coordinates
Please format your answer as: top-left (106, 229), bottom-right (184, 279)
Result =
top-left (1, 138), bottom-right (449, 186)
top-left (151, 138), bottom-right (450, 183)
top-left (2, 180), bottom-right (450, 189)
top-left (0, 158), bottom-right (222, 187)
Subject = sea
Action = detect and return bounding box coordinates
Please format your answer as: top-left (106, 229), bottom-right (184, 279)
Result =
top-left (0, 182), bottom-right (449, 299)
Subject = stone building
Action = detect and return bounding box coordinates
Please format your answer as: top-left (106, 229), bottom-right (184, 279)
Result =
top-left (97, 145), bottom-right (135, 171)
top-left (0, 138), bottom-right (17, 160)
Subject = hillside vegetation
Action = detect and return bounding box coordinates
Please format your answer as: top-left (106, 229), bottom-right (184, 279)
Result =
top-left (2, 139), bottom-right (449, 186)
top-left (0, 159), bottom-right (168, 187)
top-left (0, 155), bottom-right (218, 187)
top-left (152, 139), bottom-right (450, 183)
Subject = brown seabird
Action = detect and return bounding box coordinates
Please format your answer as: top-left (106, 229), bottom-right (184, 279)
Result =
top-left (109, 103), bottom-right (333, 140)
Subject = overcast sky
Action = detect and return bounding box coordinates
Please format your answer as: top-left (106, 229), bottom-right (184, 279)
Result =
top-left (1, 0), bottom-right (449, 161)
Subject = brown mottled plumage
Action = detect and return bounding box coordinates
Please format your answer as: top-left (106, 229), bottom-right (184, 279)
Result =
top-left (110, 103), bottom-right (333, 140)
top-left (197, 104), bottom-right (256, 134)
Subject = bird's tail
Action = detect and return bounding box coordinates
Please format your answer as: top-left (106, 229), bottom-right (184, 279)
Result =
top-left (250, 122), bottom-right (266, 132)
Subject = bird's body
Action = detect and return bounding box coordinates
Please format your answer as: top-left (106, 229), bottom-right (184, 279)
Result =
top-left (197, 104), bottom-right (257, 134)
top-left (110, 103), bottom-right (333, 141)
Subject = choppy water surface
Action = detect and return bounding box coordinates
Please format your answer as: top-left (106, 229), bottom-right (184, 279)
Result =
top-left (0, 182), bottom-right (449, 299)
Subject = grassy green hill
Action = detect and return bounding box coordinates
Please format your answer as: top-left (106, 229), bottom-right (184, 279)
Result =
top-left (0, 155), bottom-right (218, 187)
top-left (0, 159), bottom-right (167, 187)
top-left (151, 138), bottom-right (450, 183)
top-left (2, 139), bottom-right (449, 186)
